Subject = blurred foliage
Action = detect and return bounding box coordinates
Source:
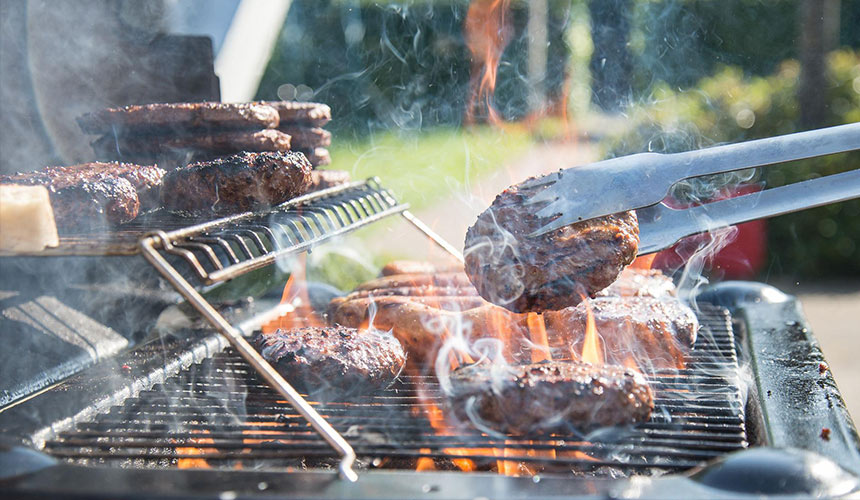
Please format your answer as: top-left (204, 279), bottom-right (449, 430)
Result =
top-left (257, 0), bottom-right (572, 138)
top-left (603, 49), bottom-right (860, 278)
top-left (325, 125), bottom-right (533, 211)
top-left (630, 0), bottom-right (860, 93)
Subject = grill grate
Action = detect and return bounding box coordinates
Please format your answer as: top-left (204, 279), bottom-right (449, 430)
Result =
top-left (42, 304), bottom-right (746, 475)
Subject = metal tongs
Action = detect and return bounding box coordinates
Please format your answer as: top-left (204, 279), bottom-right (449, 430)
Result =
top-left (523, 123), bottom-right (860, 254)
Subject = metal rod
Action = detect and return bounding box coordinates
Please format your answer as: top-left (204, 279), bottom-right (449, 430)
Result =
top-left (139, 233), bottom-right (358, 482)
top-left (400, 210), bottom-right (465, 263)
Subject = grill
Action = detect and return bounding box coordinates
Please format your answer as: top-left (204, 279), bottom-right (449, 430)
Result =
top-left (39, 304), bottom-right (745, 474)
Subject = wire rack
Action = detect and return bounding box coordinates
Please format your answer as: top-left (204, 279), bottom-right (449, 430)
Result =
top-left (136, 178), bottom-right (462, 481)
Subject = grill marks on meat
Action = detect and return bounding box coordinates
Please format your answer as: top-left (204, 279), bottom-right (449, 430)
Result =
top-left (160, 151), bottom-right (311, 214)
top-left (544, 296), bottom-right (698, 370)
top-left (77, 102), bottom-right (280, 135)
top-left (464, 178), bottom-right (639, 313)
top-left (448, 361), bottom-right (654, 434)
top-left (255, 327), bottom-right (406, 398)
top-left (0, 162), bottom-right (165, 230)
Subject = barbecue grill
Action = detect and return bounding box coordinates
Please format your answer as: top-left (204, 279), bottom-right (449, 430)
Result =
top-left (2, 178), bottom-right (859, 499)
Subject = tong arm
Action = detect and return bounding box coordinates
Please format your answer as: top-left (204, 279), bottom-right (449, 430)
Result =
top-left (528, 122), bottom-right (860, 236)
top-left (637, 168), bottom-right (860, 255)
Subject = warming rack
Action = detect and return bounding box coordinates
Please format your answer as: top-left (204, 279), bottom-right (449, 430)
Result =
top-left (136, 178), bottom-right (463, 481)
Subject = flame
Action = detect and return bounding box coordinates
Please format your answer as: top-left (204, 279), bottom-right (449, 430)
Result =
top-left (579, 297), bottom-right (603, 365)
top-left (526, 313), bottom-right (551, 363)
top-left (630, 254), bottom-right (656, 270)
top-left (464, 0), bottom-right (512, 125)
top-left (418, 400), bottom-right (479, 472)
top-left (176, 430), bottom-right (216, 469)
top-left (262, 255), bottom-right (325, 334)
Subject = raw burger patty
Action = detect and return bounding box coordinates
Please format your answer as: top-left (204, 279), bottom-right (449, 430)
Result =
top-left (255, 326), bottom-right (406, 396)
top-left (464, 176), bottom-right (639, 313)
top-left (160, 151), bottom-right (311, 214)
top-left (448, 360), bottom-right (653, 434)
top-left (77, 101), bottom-right (280, 135)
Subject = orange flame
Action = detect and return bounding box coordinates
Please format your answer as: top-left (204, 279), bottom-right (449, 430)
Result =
top-left (262, 255), bottom-right (325, 334)
top-left (579, 297), bottom-right (603, 365)
top-left (630, 254), bottom-right (657, 270)
top-left (176, 430), bottom-right (216, 469)
top-left (526, 313), bottom-right (551, 363)
top-left (464, 0), bottom-right (512, 125)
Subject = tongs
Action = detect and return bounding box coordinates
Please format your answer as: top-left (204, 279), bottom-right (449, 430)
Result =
top-left (523, 123), bottom-right (860, 254)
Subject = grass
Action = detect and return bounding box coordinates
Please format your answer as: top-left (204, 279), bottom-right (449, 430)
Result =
top-left (325, 125), bottom-right (534, 211)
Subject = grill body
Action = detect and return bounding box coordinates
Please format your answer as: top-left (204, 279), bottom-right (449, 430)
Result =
top-left (2, 282), bottom-right (859, 498)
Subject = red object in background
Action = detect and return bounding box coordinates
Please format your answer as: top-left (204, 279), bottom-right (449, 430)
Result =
top-left (652, 184), bottom-right (767, 280)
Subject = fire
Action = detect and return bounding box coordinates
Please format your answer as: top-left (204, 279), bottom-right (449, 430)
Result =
top-left (464, 0), bottom-right (512, 125)
top-left (579, 297), bottom-right (603, 365)
top-left (630, 254), bottom-right (656, 270)
top-left (526, 312), bottom-right (551, 363)
top-left (176, 430), bottom-right (217, 469)
top-left (262, 255), bottom-right (325, 333)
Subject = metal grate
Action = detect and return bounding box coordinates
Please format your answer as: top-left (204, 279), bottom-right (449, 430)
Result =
top-left (42, 304), bottom-right (747, 475)
top-left (146, 179), bottom-right (409, 286)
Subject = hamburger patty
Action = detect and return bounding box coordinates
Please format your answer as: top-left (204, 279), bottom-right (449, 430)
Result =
top-left (595, 267), bottom-right (676, 298)
top-left (255, 326), bottom-right (406, 397)
top-left (0, 162), bottom-right (165, 229)
top-left (448, 360), bottom-right (653, 434)
top-left (301, 148), bottom-right (332, 167)
top-left (544, 297), bottom-right (698, 370)
top-left (257, 101), bottom-right (332, 127)
top-left (308, 169), bottom-right (350, 192)
top-left (91, 129), bottom-right (292, 157)
top-left (464, 177), bottom-right (639, 313)
top-left (77, 102), bottom-right (280, 135)
top-left (277, 126), bottom-right (332, 149)
top-left (160, 151), bottom-right (311, 214)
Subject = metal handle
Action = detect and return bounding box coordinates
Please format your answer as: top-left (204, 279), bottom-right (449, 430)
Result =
top-left (140, 232), bottom-right (359, 482)
top-left (637, 169), bottom-right (860, 254)
top-left (672, 122), bottom-right (860, 180)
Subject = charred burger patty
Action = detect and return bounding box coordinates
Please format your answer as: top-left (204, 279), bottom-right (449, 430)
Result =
top-left (255, 326), bottom-right (407, 397)
top-left (160, 151), bottom-right (311, 214)
top-left (464, 178), bottom-right (639, 313)
top-left (448, 360), bottom-right (654, 434)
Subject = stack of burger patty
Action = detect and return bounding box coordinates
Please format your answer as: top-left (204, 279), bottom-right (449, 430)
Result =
top-left (77, 101), bottom-right (350, 192)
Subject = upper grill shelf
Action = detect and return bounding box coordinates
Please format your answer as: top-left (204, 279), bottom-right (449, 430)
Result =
top-left (145, 178), bottom-right (408, 286)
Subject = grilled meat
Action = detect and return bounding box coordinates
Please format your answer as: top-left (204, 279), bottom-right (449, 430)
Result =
top-left (331, 295), bottom-right (488, 327)
top-left (308, 169), bottom-right (350, 191)
top-left (544, 297), bottom-right (698, 370)
top-left (0, 162), bottom-right (165, 229)
top-left (160, 151), bottom-right (311, 214)
top-left (464, 177), bottom-right (639, 313)
top-left (448, 360), bottom-right (653, 434)
top-left (381, 260), bottom-right (464, 277)
top-left (255, 326), bottom-right (406, 397)
top-left (301, 148), bottom-right (332, 167)
top-left (356, 272), bottom-right (474, 292)
top-left (257, 101), bottom-right (332, 127)
top-left (276, 126), bottom-right (331, 149)
top-left (595, 268), bottom-right (676, 298)
top-left (91, 129), bottom-right (291, 159)
top-left (77, 102), bottom-right (280, 135)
